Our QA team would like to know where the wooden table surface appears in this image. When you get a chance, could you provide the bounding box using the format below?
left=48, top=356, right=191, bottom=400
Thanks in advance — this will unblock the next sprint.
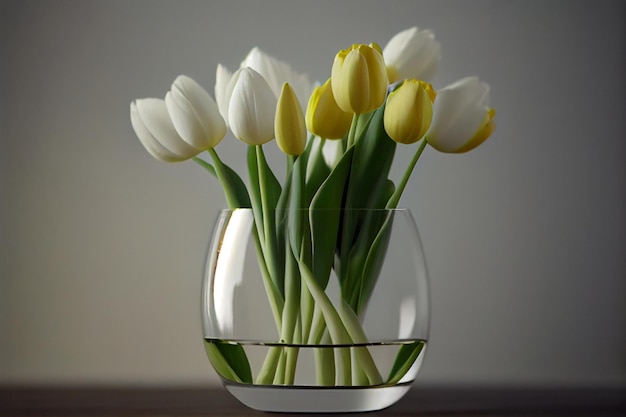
left=1, top=386, right=624, bottom=416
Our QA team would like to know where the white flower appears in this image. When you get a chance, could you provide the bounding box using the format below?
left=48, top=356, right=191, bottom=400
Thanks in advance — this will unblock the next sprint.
left=165, top=75, right=226, bottom=150
left=130, top=98, right=201, bottom=162
left=228, top=67, right=277, bottom=145
left=215, top=47, right=312, bottom=125
left=383, top=27, right=441, bottom=83
left=215, top=64, right=235, bottom=125
left=426, top=77, right=495, bottom=153
left=241, top=47, right=312, bottom=108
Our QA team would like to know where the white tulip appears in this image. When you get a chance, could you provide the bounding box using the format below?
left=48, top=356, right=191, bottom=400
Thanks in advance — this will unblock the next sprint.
left=241, top=47, right=312, bottom=108
left=215, top=64, right=236, bottom=124
left=383, top=27, right=441, bottom=83
left=130, top=98, right=201, bottom=162
left=165, top=75, right=226, bottom=150
left=215, top=48, right=312, bottom=130
left=426, top=77, right=496, bottom=153
left=228, top=67, right=277, bottom=145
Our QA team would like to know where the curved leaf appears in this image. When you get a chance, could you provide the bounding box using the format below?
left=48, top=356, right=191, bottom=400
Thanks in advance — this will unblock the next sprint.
left=309, top=147, right=355, bottom=288
left=208, top=149, right=250, bottom=208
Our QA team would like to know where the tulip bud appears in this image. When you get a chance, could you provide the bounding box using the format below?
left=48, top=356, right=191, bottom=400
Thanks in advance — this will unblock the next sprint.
left=384, top=80, right=434, bottom=144
left=275, top=83, right=306, bottom=156
left=383, top=27, right=441, bottom=84
left=130, top=98, right=202, bottom=162
left=228, top=67, right=277, bottom=145
left=425, top=77, right=496, bottom=153
left=305, top=79, right=352, bottom=139
left=165, top=75, right=226, bottom=150
left=331, top=43, right=389, bottom=114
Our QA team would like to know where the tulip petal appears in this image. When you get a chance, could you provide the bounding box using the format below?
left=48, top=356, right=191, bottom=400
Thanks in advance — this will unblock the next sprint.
left=228, top=68, right=277, bottom=145
left=383, top=27, right=441, bottom=83
left=241, top=47, right=312, bottom=107
left=215, top=64, right=235, bottom=123
left=130, top=99, right=200, bottom=162
left=241, top=47, right=284, bottom=97
left=427, top=77, right=493, bottom=153
left=166, top=75, right=226, bottom=149
left=384, top=80, right=432, bottom=144
left=306, top=78, right=352, bottom=139
left=346, top=50, right=370, bottom=114
left=332, top=44, right=388, bottom=114
left=275, top=83, right=306, bottom=156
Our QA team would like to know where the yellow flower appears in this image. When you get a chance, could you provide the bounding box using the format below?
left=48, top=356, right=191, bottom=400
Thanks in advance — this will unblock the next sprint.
left=305, top=79, right=352, bottom=139
left=275, top=83, right=306, bottom=156
left=426, top=77, right=495, bottom=153
left=331, top=43, right=389, bottom=114
left=384, top=80, right=434, bottom=144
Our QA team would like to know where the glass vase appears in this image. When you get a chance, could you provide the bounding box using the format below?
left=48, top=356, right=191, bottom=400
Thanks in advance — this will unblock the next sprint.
left=201, top=208, right=429, bottom=413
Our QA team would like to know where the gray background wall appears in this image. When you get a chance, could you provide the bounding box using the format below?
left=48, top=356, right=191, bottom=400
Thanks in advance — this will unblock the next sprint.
left=1, top=0, right=624, bottom=387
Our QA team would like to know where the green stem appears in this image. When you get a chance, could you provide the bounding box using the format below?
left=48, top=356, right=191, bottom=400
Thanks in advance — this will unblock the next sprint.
left=351, top=348, right=369, bottom=385
left=192, top=156, right=217, bottom=177
left=386, top=139, right=428, bottom=209
left=281, top=245, right=300, bottom=342
left=300, top=282, right=315, bottom=343
left=256, top=346, right=282, bottom=384
left=256, top=146, right=279, bottom=279
left=253, top=231, right=283, bottom=334
left=286, top=154, right=295, bottom=180
left=273, top=350, right=286, bottom=384
left=297, top=262, right=354, bottom=385
left=346, top=113, right=360, bottom=148
left=339, top=346, right=352, bottom=385
left=279, top=246, right=300, bottom=385
left=339, top=300, right=383, bottom=385
left=314, top=331, right=335, bottom=386
left=284, top=346, right=299, bottom=385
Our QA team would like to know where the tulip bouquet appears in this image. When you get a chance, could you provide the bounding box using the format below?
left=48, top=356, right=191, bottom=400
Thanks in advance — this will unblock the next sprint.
left=131, top=27, right=495, bottom=387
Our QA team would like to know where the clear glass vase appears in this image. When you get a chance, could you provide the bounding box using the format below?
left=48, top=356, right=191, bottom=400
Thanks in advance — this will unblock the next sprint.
left=201, top=208, right=429, bottom=412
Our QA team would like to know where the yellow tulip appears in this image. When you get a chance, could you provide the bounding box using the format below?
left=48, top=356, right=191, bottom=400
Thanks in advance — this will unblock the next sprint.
left=305, top=79, right=352, bottom=139
left=384, top=80, right=434, bottom=145
left=331, top=43, right=389, bottom=114
left=275, top=83, right=306, bottom=156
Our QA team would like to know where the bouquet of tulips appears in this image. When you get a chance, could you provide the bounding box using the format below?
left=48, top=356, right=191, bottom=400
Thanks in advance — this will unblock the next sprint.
left=131, top=27, right=495, bottom=386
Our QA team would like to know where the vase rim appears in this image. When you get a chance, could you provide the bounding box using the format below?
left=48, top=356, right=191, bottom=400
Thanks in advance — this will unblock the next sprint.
left=217, top=207, right=413, bottom=212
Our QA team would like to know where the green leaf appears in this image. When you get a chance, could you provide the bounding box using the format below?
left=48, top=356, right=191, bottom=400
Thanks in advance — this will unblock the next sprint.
left=337, top=104, right=397, bottom=311
left=345, top=104, right=396, bottom=210
left=255, top=146, right=282, bottom=209
left=386, top=341, right=425, bottom=385
left=357, top=211, right=394, bottom=313
left=204, top=340, right=252, bottom=384
left=309, top=146, right=355, bottom=288
left=304, top=139, right=332, bottom=205
left=249, top=145, right=284, bottom=296
left=208, top=149, right=251, bottom=208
